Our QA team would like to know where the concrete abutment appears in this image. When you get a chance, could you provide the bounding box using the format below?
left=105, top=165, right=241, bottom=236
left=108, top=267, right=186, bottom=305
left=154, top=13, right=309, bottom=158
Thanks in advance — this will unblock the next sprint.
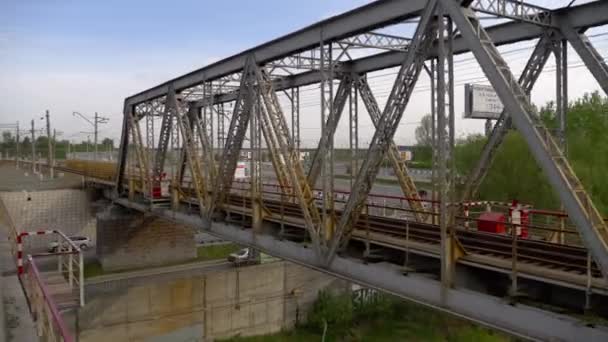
left=96, top=205, right=196, bottom=271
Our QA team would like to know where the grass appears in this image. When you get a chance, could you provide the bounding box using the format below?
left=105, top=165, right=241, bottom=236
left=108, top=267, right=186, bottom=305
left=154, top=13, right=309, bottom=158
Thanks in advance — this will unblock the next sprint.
left=83, top=260, right=104, bottom=278
left=196, top=243, right=241, bottom=261
left=84, top=243, right=242, bottom=279
left=218, top=293, right=512, bottom=342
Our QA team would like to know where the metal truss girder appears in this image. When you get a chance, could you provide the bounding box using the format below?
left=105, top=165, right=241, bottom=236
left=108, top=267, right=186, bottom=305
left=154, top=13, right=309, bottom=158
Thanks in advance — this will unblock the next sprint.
left=127, top=0, right=432, bottom=106
left=327, top=0, right=439, bottom=263
left=130, top=1, right=608, bottom=109
left=441, top=0, right=608, bottom=278
left=270, top=32, right=412, bottom=70
left=559, top=20, right=608, bottom=96
left=340, top=32, right=410, bottom=51
left=468, top=0, right=552, bottom=26
left=255, top=65, right=324, bottom=252
left=356, top=76, right=426, bottom=223
left=460, top=34, right=552, bottom=202
left=307, top=76, right=352, bottom=187
left=189, top=2, right=608, bottom=111
left=207, top=57, right=257, bottom=217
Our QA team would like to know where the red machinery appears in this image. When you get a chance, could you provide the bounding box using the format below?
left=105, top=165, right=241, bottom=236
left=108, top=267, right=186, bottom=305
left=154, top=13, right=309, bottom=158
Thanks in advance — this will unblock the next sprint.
left=477, top=212, right=506, bottom=234
left=475, top=200, right=529, bottom=238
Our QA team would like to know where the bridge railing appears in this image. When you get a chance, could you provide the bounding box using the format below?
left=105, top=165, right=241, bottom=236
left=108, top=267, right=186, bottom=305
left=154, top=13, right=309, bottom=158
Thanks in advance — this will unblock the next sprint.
left=23, top=255, right=74, bottom=342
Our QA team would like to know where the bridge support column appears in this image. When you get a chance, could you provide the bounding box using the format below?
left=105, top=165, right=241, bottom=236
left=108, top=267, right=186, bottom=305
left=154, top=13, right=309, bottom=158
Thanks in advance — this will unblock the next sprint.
left=96, top=205, right=196, bottom=271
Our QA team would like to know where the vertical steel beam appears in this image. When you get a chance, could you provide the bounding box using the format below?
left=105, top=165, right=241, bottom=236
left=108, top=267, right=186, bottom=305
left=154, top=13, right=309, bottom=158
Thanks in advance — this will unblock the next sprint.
left=349, top=79, right=359, bottom=189
left=429, top=60, right=438, bottom=225
left=436, top=9, right=457, bottom=295
left=442, top=0, right=608, bottom=278
left=327, top=0, right=439, bottom=263
left=320, top=39, right=336, bottom=242
left=251, top=89, right=263, bottom=232
left=291, top=87, right=300, bottom=152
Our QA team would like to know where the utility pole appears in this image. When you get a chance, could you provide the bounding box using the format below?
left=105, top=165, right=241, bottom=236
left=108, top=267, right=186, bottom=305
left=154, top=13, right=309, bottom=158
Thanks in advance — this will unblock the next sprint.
left=94, top=112, right=98, bottom=160
left=45, top=110, right=54, bottom=178
left=15, top=122, right=20, bottom=169
left=30, top=119, right=36, bottom=173
left=73, top=111, right=108, bottom=161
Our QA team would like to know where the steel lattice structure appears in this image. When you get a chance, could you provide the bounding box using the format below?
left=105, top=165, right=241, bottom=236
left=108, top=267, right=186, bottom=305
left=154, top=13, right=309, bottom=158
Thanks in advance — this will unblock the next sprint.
left=112, top=1, right=608, bottom=340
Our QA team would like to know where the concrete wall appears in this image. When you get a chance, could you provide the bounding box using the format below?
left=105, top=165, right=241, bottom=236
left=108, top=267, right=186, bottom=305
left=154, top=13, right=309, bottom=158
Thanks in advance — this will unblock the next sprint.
left=0, top=189, right=99, bottom=250
left=77, top=261, right=346, bottom=341
left=97, top=205, right=196, bottom=271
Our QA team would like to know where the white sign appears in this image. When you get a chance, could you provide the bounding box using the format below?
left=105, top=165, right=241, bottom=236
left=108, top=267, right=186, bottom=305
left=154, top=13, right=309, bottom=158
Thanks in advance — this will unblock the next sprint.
left=399, top=150, right=413, bottom=161
left=464, top=84, right=504, bottom=119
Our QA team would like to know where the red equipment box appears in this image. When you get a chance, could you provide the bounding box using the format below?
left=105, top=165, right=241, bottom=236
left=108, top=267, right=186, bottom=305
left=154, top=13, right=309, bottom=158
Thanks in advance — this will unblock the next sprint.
left=477, top=212, right=506, bottom=234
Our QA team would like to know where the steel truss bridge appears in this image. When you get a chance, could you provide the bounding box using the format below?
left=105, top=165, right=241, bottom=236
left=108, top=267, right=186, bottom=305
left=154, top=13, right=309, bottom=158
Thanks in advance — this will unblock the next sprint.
left=38, top=0, right=608, bottom=340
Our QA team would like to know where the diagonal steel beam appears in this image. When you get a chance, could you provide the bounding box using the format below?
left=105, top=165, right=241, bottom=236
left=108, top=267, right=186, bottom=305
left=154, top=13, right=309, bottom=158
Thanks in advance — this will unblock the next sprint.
left=307, top=76, right=352, bottom=187
left=442, top=0, right=608, bottom=278
left=559, top=19, right=608, bottom=96
left=115, top=103, right=131, bottom=193
left=152, top=89, right=175, bottom=186
left=172, top=98, right=208, bottom=215
left=460, top=34, right=553, bottom=202
left=177, top=107, right=197, bottom=186
left=356, top=76, right=427, bottom=223
left=206, top=57, right=257, bottom=218
left=193, top=106, right=217, bottom=190
left=326, top=0, right=439, bottom=264
left=255, top=65, right=324, bottom=255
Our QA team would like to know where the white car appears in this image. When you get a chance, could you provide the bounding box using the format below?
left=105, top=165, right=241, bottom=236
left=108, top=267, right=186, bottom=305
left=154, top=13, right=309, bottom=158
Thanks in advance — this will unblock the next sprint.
left=227, top=248, right=258, bottom=265
left=48, top=236, right=92, bottom=252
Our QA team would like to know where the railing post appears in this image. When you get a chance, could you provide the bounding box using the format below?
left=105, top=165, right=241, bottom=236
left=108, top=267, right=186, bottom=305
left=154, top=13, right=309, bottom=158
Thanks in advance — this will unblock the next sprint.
left=79, top=250, right=85, bottom=306
left=383, top=199, right=386, bottom=217
left=585, top=252, right=592, bottom=312
left=464, top=204, right=470, bottom=230
left=68, top=244, right=73, bottom=288
left=510, top=219, right=518, bottom=300
left=56, top=235, right=62, bottom=273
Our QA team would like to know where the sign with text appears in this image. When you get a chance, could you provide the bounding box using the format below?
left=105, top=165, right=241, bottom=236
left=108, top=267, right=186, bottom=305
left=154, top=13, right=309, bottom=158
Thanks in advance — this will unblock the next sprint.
left=464, top=84, right=504, bottom=119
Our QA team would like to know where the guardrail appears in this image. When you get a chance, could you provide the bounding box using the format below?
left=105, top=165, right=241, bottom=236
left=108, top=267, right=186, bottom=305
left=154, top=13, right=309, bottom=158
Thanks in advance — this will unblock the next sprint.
left=23, top=255, right=74, bottom=342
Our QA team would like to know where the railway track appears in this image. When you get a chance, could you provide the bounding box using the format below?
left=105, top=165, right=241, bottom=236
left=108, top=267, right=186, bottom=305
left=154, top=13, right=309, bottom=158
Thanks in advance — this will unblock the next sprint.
left=226, top=193, right=602, bottom=278
left=30, top=163, right=605, bottom=280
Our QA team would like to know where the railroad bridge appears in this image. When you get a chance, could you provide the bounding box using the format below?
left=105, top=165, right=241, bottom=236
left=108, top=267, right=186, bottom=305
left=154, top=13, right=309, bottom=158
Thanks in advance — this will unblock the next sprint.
left=6, top=0, right=608, bottom=341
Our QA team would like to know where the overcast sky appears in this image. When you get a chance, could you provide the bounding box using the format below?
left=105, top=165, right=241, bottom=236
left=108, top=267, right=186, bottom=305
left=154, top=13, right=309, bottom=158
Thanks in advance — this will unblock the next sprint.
left=0, top=0, right=606, bottom=147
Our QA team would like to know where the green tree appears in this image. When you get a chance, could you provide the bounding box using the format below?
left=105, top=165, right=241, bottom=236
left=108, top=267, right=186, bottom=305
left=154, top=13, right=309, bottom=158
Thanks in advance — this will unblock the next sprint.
left=456, top=91, right=608, bottom=215
left=415, top=114, right=433, bottom=146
